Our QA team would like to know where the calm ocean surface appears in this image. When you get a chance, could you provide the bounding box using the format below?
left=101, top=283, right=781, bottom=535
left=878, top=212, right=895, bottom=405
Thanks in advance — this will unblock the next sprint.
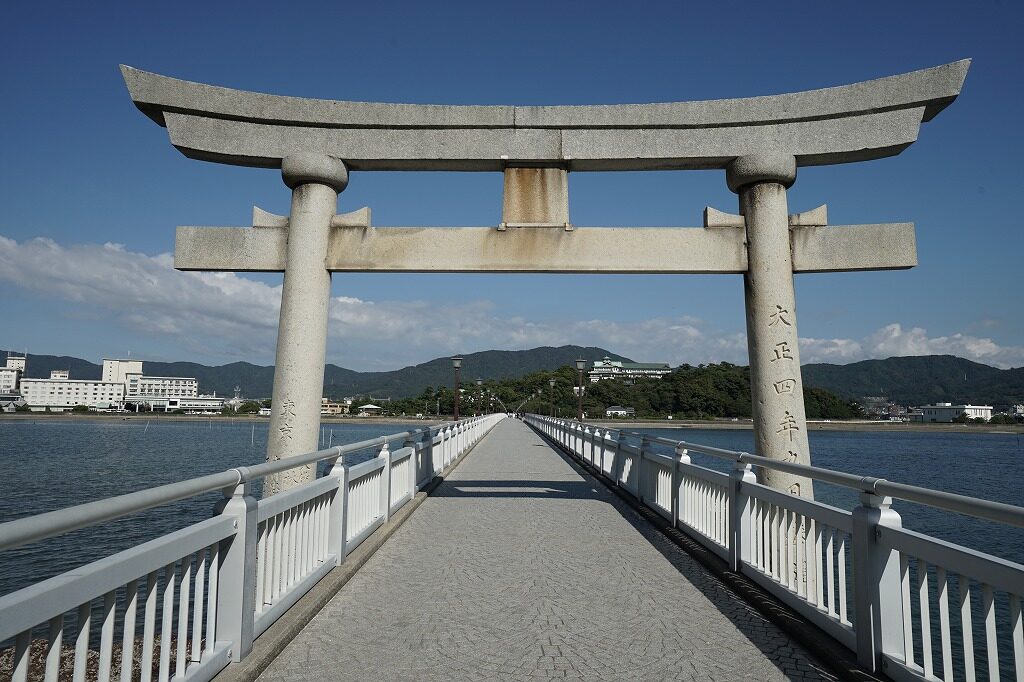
left=0, top=418, right=1021, bottom=598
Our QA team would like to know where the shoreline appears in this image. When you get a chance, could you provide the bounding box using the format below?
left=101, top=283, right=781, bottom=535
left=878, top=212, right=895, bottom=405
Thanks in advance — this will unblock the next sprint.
left=2, top=413, right=1021, bottom=434
left=589, top=419, right=1024, bottom=434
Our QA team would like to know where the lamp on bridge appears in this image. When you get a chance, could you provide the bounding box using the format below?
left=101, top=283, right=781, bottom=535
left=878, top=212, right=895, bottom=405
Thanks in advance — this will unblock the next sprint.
left=476, top=378, right=483, bottom=416
left=549, top=378, right=556, bottom=417
left=575, top=359, right=586, bottom=421
left=451, top=356, right=462, bottom=420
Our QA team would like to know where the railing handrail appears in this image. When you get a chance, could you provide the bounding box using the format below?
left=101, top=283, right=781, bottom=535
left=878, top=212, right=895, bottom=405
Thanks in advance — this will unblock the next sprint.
left=539, top=416, right=1024, bottom=528
left=0, top=419, right=468, bottom=554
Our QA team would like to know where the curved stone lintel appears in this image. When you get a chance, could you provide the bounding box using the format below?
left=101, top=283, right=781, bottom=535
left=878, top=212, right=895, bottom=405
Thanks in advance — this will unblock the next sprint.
left=163, top=107, right=925, bottom=171
left=123, top=60, right=969, bottom=171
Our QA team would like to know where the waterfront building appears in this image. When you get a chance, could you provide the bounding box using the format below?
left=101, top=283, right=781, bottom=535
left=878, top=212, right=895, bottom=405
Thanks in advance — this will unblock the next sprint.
left=321, top=397, right=351, bottom=416
left=588, top=356, right=672, bottom=383
left=20, top=370, right=125, bottom=412
left=125, top=373, right=198, bottom=399
left=605, top=405, right=636, bottom=418
left=918, top=402, right=993, bottom=422
left=101, top=358, right=143, bottom=385
left=0, top=354, right=26, bottom=393
left=137, top=395, right=225, bottom=413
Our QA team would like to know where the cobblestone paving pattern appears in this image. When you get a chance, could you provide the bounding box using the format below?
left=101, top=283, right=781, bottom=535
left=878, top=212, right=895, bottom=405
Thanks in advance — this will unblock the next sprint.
left=259, top=418, right=837, bottom=681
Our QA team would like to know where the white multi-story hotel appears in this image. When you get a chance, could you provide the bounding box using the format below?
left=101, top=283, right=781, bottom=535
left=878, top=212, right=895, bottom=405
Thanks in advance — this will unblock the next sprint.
left=0, top=354, right=26, bottom=393
left=125, top=374, right=199, bottom=399
left=20, top=370, right=125, bottom=412
left=102, top=358, right=142, bottom=385
left=17, top=358, right=211, bottom=413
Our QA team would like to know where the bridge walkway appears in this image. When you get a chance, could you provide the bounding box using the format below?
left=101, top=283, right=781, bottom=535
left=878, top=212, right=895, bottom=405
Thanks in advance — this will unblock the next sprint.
left=259, top=418, right=836, bottom=681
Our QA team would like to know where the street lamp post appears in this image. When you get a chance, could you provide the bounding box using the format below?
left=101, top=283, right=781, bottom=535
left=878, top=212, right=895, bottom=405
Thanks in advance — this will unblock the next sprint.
left=549, top=378, right=556, bottom=417
left=452, top=356, right=462, bottom=421
left=575, top=358, right=586, bottom=421
left=476, top=378, right=483, bottom=416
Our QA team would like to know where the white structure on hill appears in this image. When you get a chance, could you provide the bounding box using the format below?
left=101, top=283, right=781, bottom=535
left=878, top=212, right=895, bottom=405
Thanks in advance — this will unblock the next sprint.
left=588, top=357, right=672, bottom=383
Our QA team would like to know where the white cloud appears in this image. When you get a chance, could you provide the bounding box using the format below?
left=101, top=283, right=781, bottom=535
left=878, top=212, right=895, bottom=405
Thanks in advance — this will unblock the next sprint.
left=1, top=236, right=1022, bottom=370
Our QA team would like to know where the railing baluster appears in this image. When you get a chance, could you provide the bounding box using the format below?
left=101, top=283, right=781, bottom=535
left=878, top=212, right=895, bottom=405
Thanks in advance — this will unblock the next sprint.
left=256, top=520, right=267, bottom=610
left=47, top=614, right=64, bottom=682
left=919, top=560, right=934, bottom=678
left=899, top=554, right=914, bottom=668
left=205, top=543, right=219, bottom=655
left=937, top=565, right=953, bottom=680
left=12, top=630, right=30, bottom=682
left=98, top=589, right=117, bottom=682
left=176, top=556, right=192, bottom=678
left=192, top=551, right=206, bottom=663
left=826, top=528, right=836, bottom=617
left=141, top=570, right=158, bottom=682
left=959, top=574, right=975, bottom=682
left=1010, top=593, right=1023, bottom=682
left=982, top=583, right=998, bottom=681
left=73, top=600, right=91, bottom=682
left=159, top=561, right=175, bottom=682
left=837, top=535, right=848, bottom=625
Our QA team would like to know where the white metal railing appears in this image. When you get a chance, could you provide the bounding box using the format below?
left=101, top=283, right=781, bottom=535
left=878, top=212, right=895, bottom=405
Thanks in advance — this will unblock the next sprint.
left=524, top=414, right=1024, bottom=681
left=0, top=413, right=504, bottom=682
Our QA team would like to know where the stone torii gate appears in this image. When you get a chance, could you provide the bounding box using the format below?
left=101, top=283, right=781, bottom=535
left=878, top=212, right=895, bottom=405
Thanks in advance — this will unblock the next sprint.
left=123, top=60, right=968, bottom=497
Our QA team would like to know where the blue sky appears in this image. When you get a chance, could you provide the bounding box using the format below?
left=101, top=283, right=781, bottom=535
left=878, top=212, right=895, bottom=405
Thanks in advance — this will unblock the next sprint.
left=1, top=1, right=1021, bottom=371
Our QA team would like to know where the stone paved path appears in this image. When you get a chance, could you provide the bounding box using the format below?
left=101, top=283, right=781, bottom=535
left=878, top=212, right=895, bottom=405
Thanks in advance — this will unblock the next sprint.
left=259, top=418, right=837, bottom=681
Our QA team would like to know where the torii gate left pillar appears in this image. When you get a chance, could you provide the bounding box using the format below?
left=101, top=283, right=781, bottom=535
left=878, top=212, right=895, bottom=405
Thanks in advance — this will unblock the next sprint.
left=264, top=153, right=348, bottom=495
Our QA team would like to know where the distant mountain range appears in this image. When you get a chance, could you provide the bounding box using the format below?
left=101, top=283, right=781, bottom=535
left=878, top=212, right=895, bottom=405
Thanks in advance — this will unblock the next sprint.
left=1, top=346, right=631, bottom=400
left=4, top=349, right=1021, bottom=408
left=803, top=355, right=1023, bottom=409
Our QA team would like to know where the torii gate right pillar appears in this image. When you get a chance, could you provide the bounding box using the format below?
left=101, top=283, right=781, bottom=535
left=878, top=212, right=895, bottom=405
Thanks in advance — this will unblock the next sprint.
left=728, top=153, right=815, bottom=498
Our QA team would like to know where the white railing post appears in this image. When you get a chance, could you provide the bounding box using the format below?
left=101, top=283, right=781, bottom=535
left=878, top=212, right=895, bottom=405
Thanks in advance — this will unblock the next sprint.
left=381, top=442, right=392, bottom=522
left=675, top=445, right=690, bottom=528
left=603, top=430, right=615, bottom=478
left=325, top=452, right=350, bottom=565
left=419, top=428, right=433, bottom=489
left=593, top=429, right=603, bottom=471
left=852, top=492, right=905, bottom=673
left=213, top=480, right=257, bottom=662
left=404, top=434, right=418, bottom=502
left=612, top=431, right=623, bottom=485
left=637, top=436, right=647, bottom=501
left=583, top=426, right=592, bottom=465
left=728, top=461, right=757, bottom=572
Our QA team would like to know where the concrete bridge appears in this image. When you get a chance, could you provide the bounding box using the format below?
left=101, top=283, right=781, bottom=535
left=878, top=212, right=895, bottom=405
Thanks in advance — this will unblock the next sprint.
left=252, top=418, right=828, bottom=682
left=2, top=413, right=1022, bottom=682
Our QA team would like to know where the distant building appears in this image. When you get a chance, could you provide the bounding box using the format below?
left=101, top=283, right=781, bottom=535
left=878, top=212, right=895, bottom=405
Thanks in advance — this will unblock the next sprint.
left=0, top=354, right=26, bottom=393
left=102, top=359, right=143, bottom=385
left=20, top=369, right=125, bottom=412
left=588, top=357, right=672, bottom=383
left=918, top=403, right=993, bottom=423
left=14, top=356, right=213, bottom=412
left=125, top=374, right=198, bottom=399
left=141, top=395, right=224, bottom=413
left=321, top=397, right=351, bottom=416
left=605, top=405, right=636, bottom=418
